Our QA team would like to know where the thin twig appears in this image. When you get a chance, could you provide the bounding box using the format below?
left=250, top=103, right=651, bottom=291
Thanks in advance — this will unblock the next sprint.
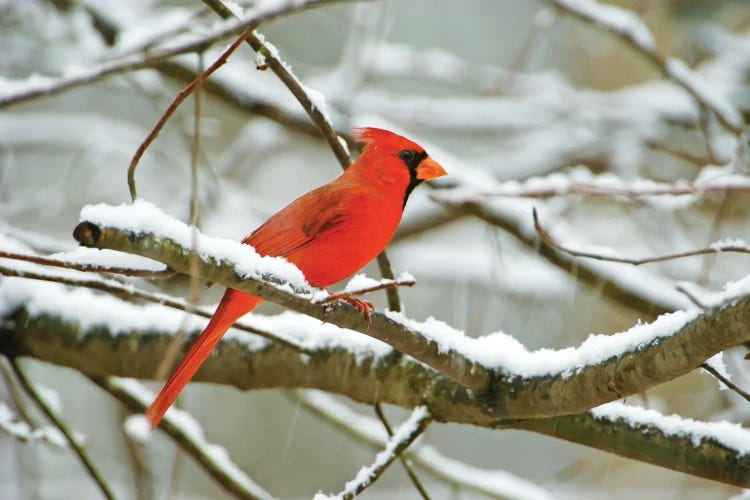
left=0, top=249, right=174, bottom=278
left=315, top=278, right=416, bottom=304
left=373, top=403, right=431, bottom=500
left=432, top=175, right=750, bottom=201
left=533, top=208, right=750, bottom=265
left=11, top=360, right=116, bottom=500
left=128, top=27, right=254, bottom=200
left=701, top=362, right=750, bottom=404
left=0, top=263, right=309, bottom=353
left=335, top=407, right=431, bottom=499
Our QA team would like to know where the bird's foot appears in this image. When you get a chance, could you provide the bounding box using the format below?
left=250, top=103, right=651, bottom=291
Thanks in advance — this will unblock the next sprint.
left=324, top=290, right=374, bottom=331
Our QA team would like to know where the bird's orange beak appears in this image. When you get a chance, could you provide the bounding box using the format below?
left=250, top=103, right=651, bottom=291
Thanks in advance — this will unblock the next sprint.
left=416, top=157, right=447, bottom=180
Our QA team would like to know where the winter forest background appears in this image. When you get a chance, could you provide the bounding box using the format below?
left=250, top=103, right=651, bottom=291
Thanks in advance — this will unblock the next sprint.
left=3, top=0, right=750, bottom=498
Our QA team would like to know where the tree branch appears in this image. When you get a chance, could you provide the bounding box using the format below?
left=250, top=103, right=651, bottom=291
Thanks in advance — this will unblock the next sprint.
left=11, top=360, right=116, bottom=500
left=4, top=296, right=750, bottom=487
left=91, top=376, right=273, bottom=500
left=533, top=208, right=750, bottom=265
left=333, top=407, right=431, bottom=499
left=72, top=203, right=750, bottom=419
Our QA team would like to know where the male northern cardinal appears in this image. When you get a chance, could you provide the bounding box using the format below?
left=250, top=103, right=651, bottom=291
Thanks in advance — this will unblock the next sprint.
left=145, top=127, right=446, bottom=428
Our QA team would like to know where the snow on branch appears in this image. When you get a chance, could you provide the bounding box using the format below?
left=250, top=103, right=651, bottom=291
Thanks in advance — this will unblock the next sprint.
left=73, top=201, right=750, bottom=420
left=533, top=208, right=750, bottom=265
left=329, top=406, right=431, bottom=499
left=433, top=166, right=750, bottom=203
left=296, top=390, right=554, bottom=500
left=0, top=0, right=351, bottom=109
left=547, top=0, right=745, bottom=137
left=0, top=401, right=67, bottom=447
left=94, top=377, right=273, bottom=500
left=5, top=279, right=750, bottom=486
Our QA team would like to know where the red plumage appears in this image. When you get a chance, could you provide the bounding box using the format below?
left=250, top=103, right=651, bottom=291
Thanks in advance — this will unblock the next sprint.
left=145, top=128, right=446, bottom=428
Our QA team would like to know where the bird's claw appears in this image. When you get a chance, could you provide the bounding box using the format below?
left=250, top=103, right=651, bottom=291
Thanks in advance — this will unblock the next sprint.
left=338, top=295, right=374, bottom=332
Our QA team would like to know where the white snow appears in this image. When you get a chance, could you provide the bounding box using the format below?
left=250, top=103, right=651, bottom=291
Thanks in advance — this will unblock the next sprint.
left=302, top=391, right=554, bottom=500
left=386, top=308, right=699, bottom=378
left=48, top=247, right=166, bottom=271
left=0, top=402, right=66, bottom=447
left=110, top=378, right=272, bottom=499
left=338, top=406, right=429, bottom=498
left=342, top=272, right=415, bottom=294
left=123, top=415, right=152, bottom=443
left=665, top=58, right=744, bottom=133
left=593, top=401, right=750, bottom=455
left=703, top=352, right=732, bottom=391
left=79, top=200, right=315, bottom=294
left=552, top=0, right=655, bottom=51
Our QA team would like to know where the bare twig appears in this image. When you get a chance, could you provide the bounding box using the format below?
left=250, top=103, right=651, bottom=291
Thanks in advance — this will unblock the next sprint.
left=127, top=27, right=254, bottom=200
left=0, top=249, right=173, bottom=278
left=533, top=208, right=750, bottom=265
left=315, top=278, right=416, bottom=304
left=373, top=403, right=431, bottom=500
left=11, top=360, right=115, bottom=500
left=701, top=362, right=750, bottom=404
left=335, top=407, right=431, bottom=499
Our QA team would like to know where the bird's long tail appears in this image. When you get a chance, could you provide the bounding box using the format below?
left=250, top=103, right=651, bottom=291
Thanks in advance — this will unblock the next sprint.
left=145, top=289, right=263, bottom=428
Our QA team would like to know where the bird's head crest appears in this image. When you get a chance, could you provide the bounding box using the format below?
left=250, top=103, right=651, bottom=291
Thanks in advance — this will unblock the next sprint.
left=353, top=127, right=422, bottom=153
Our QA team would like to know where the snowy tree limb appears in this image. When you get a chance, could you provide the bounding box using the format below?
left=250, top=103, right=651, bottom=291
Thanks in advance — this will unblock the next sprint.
left=71, top=209, right=750, bottom=419
left=0, top=0, right=354, bottom=109
left=11, top=360, right=116, bottom=500
left=332, top=406, right=431, bottom=499
left=546, top=0, right=745, bottom=136
left=72, top=215, right=492, bottom=397
left=3, top=297, right=750, bottom=486
left=91, top=376, right=273, bottom=500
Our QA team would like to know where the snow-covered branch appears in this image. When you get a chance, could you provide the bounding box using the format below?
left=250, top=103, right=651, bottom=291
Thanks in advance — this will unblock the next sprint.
left=295, top=391, right=554, bottom=500
left=331, top=406, right=431, bottom=499
left=4, top=280, right=750, bottom=486
left=92, top=377, right=273, bottom=500
left=0, top=0, right=352, bottom=109
left=72, top=201, right=750, bottom=420
left=547, top=0, right=745, bottom=136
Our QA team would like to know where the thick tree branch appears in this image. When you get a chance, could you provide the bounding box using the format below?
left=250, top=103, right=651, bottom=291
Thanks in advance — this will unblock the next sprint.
left=72, top=206, right=750, bottom=420
left=3, top=298, right=750, bottom=487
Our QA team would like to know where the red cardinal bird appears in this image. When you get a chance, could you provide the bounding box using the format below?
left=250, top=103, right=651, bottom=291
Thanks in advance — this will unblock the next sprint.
left=145, top=127, right=446, bottom=428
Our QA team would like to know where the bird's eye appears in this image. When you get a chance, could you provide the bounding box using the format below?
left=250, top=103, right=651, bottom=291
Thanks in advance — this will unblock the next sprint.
left=399, top=150, right=415, bottom=163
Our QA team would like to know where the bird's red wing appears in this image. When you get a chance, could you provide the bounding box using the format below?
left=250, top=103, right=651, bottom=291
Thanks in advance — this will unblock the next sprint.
left=242, top=186, right=350, bottom=258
